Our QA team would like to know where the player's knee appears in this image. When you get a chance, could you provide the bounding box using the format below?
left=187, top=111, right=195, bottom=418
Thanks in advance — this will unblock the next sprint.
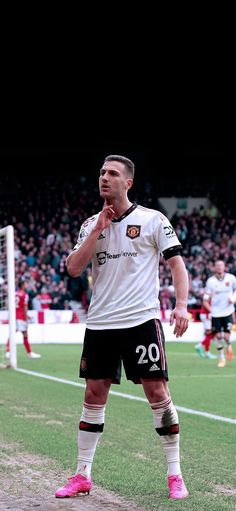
left=215, top=337, right=224, bottom=349
left=85, top=381, right=110, bottom=404
left=144, top=380, right=168, bottom=403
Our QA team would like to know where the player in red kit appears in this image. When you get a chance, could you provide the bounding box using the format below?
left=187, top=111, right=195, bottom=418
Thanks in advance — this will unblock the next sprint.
left=195, top=301, right=216, bottom=359
left=6, top=280, right=41, bottom=359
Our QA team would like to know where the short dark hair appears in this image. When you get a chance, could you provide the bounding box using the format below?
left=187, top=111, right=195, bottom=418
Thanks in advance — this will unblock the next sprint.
left=104, top=155, right=135, bottom=179
left=18, top=279, right=25, bottom=288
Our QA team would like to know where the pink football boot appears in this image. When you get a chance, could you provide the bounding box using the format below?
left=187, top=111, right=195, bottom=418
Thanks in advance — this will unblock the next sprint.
left=168, top=474, right=189, bottom=500
left=55, top=473, right=92, bottom=498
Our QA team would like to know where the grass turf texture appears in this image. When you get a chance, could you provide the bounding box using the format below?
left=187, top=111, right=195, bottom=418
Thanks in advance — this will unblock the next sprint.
left=1, top=342, right=236, bottom=510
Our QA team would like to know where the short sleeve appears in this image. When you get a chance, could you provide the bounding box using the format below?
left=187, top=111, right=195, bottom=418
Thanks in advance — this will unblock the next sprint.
left=73, top=215, right=98, bottom=250
left=155, top=214, right=182, bottom=254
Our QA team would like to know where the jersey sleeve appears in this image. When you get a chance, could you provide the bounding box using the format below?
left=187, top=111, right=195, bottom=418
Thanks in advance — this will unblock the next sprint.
left=155, top=214, right=182, bottom=259
left=233, top=275, right=236, bottom=292
left=203, top=279, right=212, bottom=300
left=73, top=215, right=98, bottom=250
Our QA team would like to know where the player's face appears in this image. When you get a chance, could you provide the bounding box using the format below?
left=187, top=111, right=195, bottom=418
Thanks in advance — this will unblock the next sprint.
left=99, top=161, right=132, bottom=201
left=215, top=261, right=225, bottom=275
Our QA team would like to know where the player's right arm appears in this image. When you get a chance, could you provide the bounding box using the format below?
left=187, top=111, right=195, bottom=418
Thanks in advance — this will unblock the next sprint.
left=203, top=282, right=212, bottom=313
left=66, top=205, right=114, bottom=277
left=203, top=297, right=211, bottom=313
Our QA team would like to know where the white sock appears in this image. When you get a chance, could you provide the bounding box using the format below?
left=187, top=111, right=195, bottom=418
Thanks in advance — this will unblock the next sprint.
left=76, top=402, right=105, bottom=478
left=151, top=398, right=181, bottom=476
left=219, top=350, right=225, bottom=360
left=215, top=337, right=225, bottom=359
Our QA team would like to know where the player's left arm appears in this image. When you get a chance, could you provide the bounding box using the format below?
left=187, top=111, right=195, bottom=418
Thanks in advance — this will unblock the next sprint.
left=229, top=275, right=236, bottom=303
left=166, top=255, right=189, bottom=338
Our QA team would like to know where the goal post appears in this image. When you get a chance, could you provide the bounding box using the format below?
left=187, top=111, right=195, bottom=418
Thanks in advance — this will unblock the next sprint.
left=0, top=225, right=17, bottom=368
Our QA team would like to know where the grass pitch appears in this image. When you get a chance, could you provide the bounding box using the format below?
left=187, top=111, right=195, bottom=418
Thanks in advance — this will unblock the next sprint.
left=1, top=341, right=236, bottom=510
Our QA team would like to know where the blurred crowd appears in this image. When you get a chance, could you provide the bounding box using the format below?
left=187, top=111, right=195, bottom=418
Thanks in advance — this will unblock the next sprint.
left=1, top=173, right=236, bottom=315
left=160, top=208, right=236, bottom=311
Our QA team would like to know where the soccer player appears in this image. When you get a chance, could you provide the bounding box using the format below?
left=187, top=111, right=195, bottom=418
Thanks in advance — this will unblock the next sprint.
left=55, top=155, right=189, bottom=500
left=6, top=280, right=41, bottom=359
left=203, top=260, right=236, bottom=368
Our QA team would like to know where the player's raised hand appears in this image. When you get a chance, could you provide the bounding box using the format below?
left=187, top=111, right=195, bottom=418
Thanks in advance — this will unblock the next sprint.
left=96, top=204, right=115, bottom=230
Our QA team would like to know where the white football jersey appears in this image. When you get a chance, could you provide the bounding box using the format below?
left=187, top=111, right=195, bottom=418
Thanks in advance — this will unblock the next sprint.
left=204, top=272, right=236, bottom=318
left=74, top=204, right=181, bottom=329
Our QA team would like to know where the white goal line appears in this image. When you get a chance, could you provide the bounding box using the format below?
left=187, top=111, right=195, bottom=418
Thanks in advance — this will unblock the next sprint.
left=16, top=368, right=236, bottom=426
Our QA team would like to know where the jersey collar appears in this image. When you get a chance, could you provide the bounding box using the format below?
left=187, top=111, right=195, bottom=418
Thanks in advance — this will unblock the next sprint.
left=215, top=273, right=225, bottom=281
left=112, top=202, right=137, bottom=223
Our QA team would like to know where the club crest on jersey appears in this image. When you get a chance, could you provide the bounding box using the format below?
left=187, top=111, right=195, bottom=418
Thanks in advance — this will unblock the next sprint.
left=126, top=225, right=141, bottom=239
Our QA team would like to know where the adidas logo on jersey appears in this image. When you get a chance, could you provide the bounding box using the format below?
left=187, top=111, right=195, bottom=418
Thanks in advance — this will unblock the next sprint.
left=98, top=233, right=105, bottom=239
left=149, top=363, right=159, bottom=371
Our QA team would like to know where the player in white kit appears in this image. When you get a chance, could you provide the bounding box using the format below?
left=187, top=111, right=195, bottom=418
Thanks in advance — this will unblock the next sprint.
left=55, top=155, right=189, bottom=500
left=203, top=260, right=236, bottom=368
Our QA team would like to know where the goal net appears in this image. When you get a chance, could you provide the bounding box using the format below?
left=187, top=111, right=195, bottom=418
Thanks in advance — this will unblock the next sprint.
left=0, top=226, right=17, bottom=368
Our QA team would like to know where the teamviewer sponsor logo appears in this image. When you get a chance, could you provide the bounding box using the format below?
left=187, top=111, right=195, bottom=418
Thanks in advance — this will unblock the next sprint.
left=97, top=251, right=138, bottom=264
